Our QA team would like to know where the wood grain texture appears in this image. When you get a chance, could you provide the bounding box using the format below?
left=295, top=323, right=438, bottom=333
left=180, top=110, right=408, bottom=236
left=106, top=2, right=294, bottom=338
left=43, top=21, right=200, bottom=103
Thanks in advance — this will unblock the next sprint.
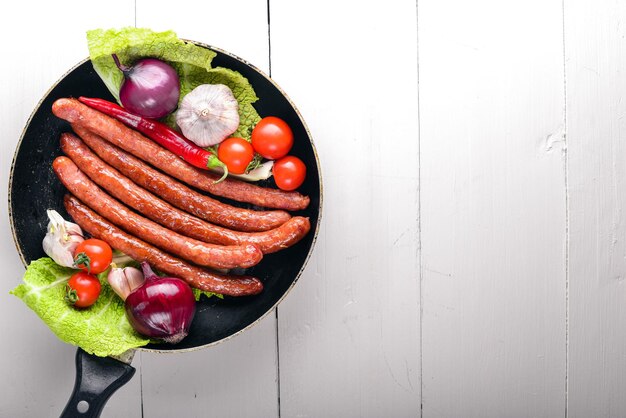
left=135, top=1, right=279, bottom=417
left=140, top=315, right=279, bottom=418
left=566, top=0, right=626, bottom=416
left=270, top=1, right=421, bottom=416
left=419, top=0, right=567, bottom=416
left=135, top=0, right=269, bottom=71
left=0, top=2, right=139, bottom=418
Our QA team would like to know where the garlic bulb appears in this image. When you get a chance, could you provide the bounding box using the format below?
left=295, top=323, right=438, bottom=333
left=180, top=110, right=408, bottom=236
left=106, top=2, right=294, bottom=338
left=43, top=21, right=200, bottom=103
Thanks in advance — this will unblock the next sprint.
left=42, top=210, right=84, bottom=267
left=175, top=84, right=240, bottom=147
left=107, top=266, right=145, bottom=301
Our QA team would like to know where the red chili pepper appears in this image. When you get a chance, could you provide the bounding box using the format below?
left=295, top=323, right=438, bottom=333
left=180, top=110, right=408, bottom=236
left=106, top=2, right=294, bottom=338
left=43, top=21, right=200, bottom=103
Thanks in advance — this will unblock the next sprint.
left=78, top=96, right=226, bottom=176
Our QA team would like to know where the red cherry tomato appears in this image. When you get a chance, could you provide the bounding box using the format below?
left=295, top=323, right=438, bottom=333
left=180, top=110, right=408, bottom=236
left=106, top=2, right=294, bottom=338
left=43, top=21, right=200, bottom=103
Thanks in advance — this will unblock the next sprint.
left=251, top=116, right=294, bottom=160
left=273, top=156, right=306, bottom=191
left=217, top=137, right=255, bottom=174
left=66, top=271, right=101, bottom=308
left=73, top=238, right=113, bottom=274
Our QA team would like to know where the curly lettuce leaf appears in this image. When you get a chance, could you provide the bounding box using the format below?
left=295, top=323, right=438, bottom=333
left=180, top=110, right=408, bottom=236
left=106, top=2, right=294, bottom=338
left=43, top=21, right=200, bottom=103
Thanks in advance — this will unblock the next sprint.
left=87, top=27, right=261, bottom=139
left=193, top=288, right=223, bottom=301
left=10, top=258, right=150, bottom=357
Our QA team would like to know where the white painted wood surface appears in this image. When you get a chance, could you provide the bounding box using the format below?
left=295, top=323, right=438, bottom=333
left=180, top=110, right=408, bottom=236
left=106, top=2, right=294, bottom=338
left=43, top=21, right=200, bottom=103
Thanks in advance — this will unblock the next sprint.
left=419, top=0, right=567, bottom=417
left=1, top=1, right=625, bottom=417
left=270, top=1, right=420, bottom=417
left=566, top=1, right=626, bottom=416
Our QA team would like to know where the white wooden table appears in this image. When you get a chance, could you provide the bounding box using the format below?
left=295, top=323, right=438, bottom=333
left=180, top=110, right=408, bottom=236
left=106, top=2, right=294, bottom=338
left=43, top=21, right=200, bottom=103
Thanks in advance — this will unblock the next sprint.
left=1, top=1, right=624, bottom=417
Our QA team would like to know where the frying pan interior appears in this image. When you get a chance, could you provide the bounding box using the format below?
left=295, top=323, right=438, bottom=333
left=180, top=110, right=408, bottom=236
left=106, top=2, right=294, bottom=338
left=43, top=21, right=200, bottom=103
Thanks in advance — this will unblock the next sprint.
left=9, top=44, right=321, bottom=352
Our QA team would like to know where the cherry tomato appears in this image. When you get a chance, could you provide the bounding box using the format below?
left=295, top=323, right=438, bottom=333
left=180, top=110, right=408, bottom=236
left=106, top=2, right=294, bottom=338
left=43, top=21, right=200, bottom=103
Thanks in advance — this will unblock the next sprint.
left=66, top=271, right=101, bottom=308
left=273, top=156, right=307, bottom=191
left=251, top=116, right=294, bottom=160
left=217, top=137, right=255, bottom=174
left=73, top=238, right=113, bottom=274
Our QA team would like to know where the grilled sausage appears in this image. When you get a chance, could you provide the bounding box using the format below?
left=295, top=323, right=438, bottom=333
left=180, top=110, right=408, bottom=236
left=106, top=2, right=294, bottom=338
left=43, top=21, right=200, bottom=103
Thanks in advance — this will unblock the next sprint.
left=52, top=98, right=310, bottom=211
left=71, top=124, right=289, bottom=232
left=53, top=156, right=262, bottom=269
left=63, top=195, right=263, bottom=296
left=61, top=132, right=311, bottom=254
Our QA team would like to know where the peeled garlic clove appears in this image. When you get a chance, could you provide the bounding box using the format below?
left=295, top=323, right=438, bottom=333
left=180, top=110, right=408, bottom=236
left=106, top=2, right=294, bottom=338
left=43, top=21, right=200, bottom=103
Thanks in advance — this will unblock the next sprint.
left=107, top=266, right=145, bottom=301
left=175, top=84, right=240, bottom=147
left=42, top=210, right=84, bottom=267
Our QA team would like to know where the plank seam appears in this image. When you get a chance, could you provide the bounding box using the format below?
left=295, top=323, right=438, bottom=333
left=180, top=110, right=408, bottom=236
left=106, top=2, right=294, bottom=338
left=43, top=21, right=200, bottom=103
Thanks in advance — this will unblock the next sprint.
left=139, top=352, right=144, bottom=418
left=267, top=0, right=272, bottom=77
left=267, top=2, right=280, bottom=417
left=415, top=0, right=423, bottom=416
left=562, top=0, right=570, bottom=416
left=275, top=309, right=282, bottom=418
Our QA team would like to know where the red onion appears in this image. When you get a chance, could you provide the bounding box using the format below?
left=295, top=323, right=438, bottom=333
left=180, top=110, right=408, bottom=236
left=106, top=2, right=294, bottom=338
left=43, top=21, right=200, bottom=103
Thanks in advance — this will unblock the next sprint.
left=113, top=54, right=180, bottom=119
left=125, top=262, right=196, bottom=344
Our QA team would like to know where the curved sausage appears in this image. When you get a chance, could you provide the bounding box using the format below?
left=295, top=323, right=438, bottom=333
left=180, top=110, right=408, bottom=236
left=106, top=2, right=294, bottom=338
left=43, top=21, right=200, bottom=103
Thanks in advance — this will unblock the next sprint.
left=61, top=132, right=311, bottom=254
left=53, top=156, right=262, bottom=269
left=52, top=98, right=310, bottom=211
left=72, top=124, right=289, bottom=232
left=64, top=195, right=263, bottom=296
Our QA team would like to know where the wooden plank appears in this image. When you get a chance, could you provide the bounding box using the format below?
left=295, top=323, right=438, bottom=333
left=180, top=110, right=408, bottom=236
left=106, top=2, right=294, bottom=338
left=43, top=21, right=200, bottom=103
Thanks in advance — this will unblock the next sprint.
left=0, top=2, right=139, bottom=417
left=135, top=2, right=279, bottom=417
left=270, top=1, right=421, bottom=416
left=135, top=3, right=269, bottom=71
left=565, top=0, right=626, bottom=416
left=141, top=315, right=279, bottom=417
left=419, top=0, right=567, bottom=416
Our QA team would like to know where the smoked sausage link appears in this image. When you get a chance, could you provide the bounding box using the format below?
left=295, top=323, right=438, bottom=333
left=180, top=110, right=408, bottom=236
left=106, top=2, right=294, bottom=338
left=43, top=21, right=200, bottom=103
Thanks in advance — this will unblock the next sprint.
left=63, top=194, right=263, bottom=296
left=71, top=124, right=289, bottom=232
left=53, top=156, right=262, bottom=269
left=52, top=98, right=310, bottom=211
left=61, top=132, right=311, bottom=254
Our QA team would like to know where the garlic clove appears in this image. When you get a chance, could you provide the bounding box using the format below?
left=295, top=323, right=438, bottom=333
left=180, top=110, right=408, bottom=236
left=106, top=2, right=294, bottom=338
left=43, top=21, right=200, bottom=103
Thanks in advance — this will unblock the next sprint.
left=107, top=266, right=145, bottom=301
left=175, top=84, right=240, bottom=147
left=124, top=267, right=145, bottom=293
left=42, top=210, right=84, bottom=267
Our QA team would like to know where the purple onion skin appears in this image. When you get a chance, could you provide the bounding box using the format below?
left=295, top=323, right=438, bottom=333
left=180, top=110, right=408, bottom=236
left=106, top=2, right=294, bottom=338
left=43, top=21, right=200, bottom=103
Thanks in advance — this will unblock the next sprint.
left=118, top=57, right=181, bottom=119
left=125, top=262, right=196, bottom=344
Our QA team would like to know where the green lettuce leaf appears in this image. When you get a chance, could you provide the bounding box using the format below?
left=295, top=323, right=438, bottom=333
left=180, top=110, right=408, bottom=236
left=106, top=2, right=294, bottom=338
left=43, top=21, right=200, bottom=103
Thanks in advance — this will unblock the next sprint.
left=193, top=288, right=223, bottom=301
left=10, top=258, right=150, bottom=357
left=87, top=27, right=261, bottom=140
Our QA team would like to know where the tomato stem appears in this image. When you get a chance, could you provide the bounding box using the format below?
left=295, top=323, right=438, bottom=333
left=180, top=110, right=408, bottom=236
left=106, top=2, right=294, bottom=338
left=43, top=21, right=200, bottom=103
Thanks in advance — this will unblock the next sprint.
left=65, top=285, right=78, bottom=305
left=73, top=252, right=91, bottom=273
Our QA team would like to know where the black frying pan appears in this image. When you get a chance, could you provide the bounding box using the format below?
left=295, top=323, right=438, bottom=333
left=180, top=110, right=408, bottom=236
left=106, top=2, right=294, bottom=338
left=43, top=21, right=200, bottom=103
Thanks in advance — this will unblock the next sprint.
left=9, top=42, right=321, bottom=417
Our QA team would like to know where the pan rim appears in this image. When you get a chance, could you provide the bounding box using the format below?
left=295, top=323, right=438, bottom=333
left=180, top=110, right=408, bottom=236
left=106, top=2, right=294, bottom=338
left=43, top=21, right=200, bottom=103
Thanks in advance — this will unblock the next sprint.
left=8, top=40, right=323, bottom=354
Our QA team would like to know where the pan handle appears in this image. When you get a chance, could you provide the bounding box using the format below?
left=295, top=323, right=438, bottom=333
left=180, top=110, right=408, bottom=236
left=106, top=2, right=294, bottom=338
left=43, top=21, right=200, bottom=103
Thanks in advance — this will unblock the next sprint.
left=59, top=348, right=136, bottom=418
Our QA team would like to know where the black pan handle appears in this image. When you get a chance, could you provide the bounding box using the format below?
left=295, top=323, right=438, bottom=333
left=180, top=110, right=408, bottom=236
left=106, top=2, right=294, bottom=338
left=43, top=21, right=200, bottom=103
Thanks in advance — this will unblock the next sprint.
left=60, top=348, right=136, bottom=418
